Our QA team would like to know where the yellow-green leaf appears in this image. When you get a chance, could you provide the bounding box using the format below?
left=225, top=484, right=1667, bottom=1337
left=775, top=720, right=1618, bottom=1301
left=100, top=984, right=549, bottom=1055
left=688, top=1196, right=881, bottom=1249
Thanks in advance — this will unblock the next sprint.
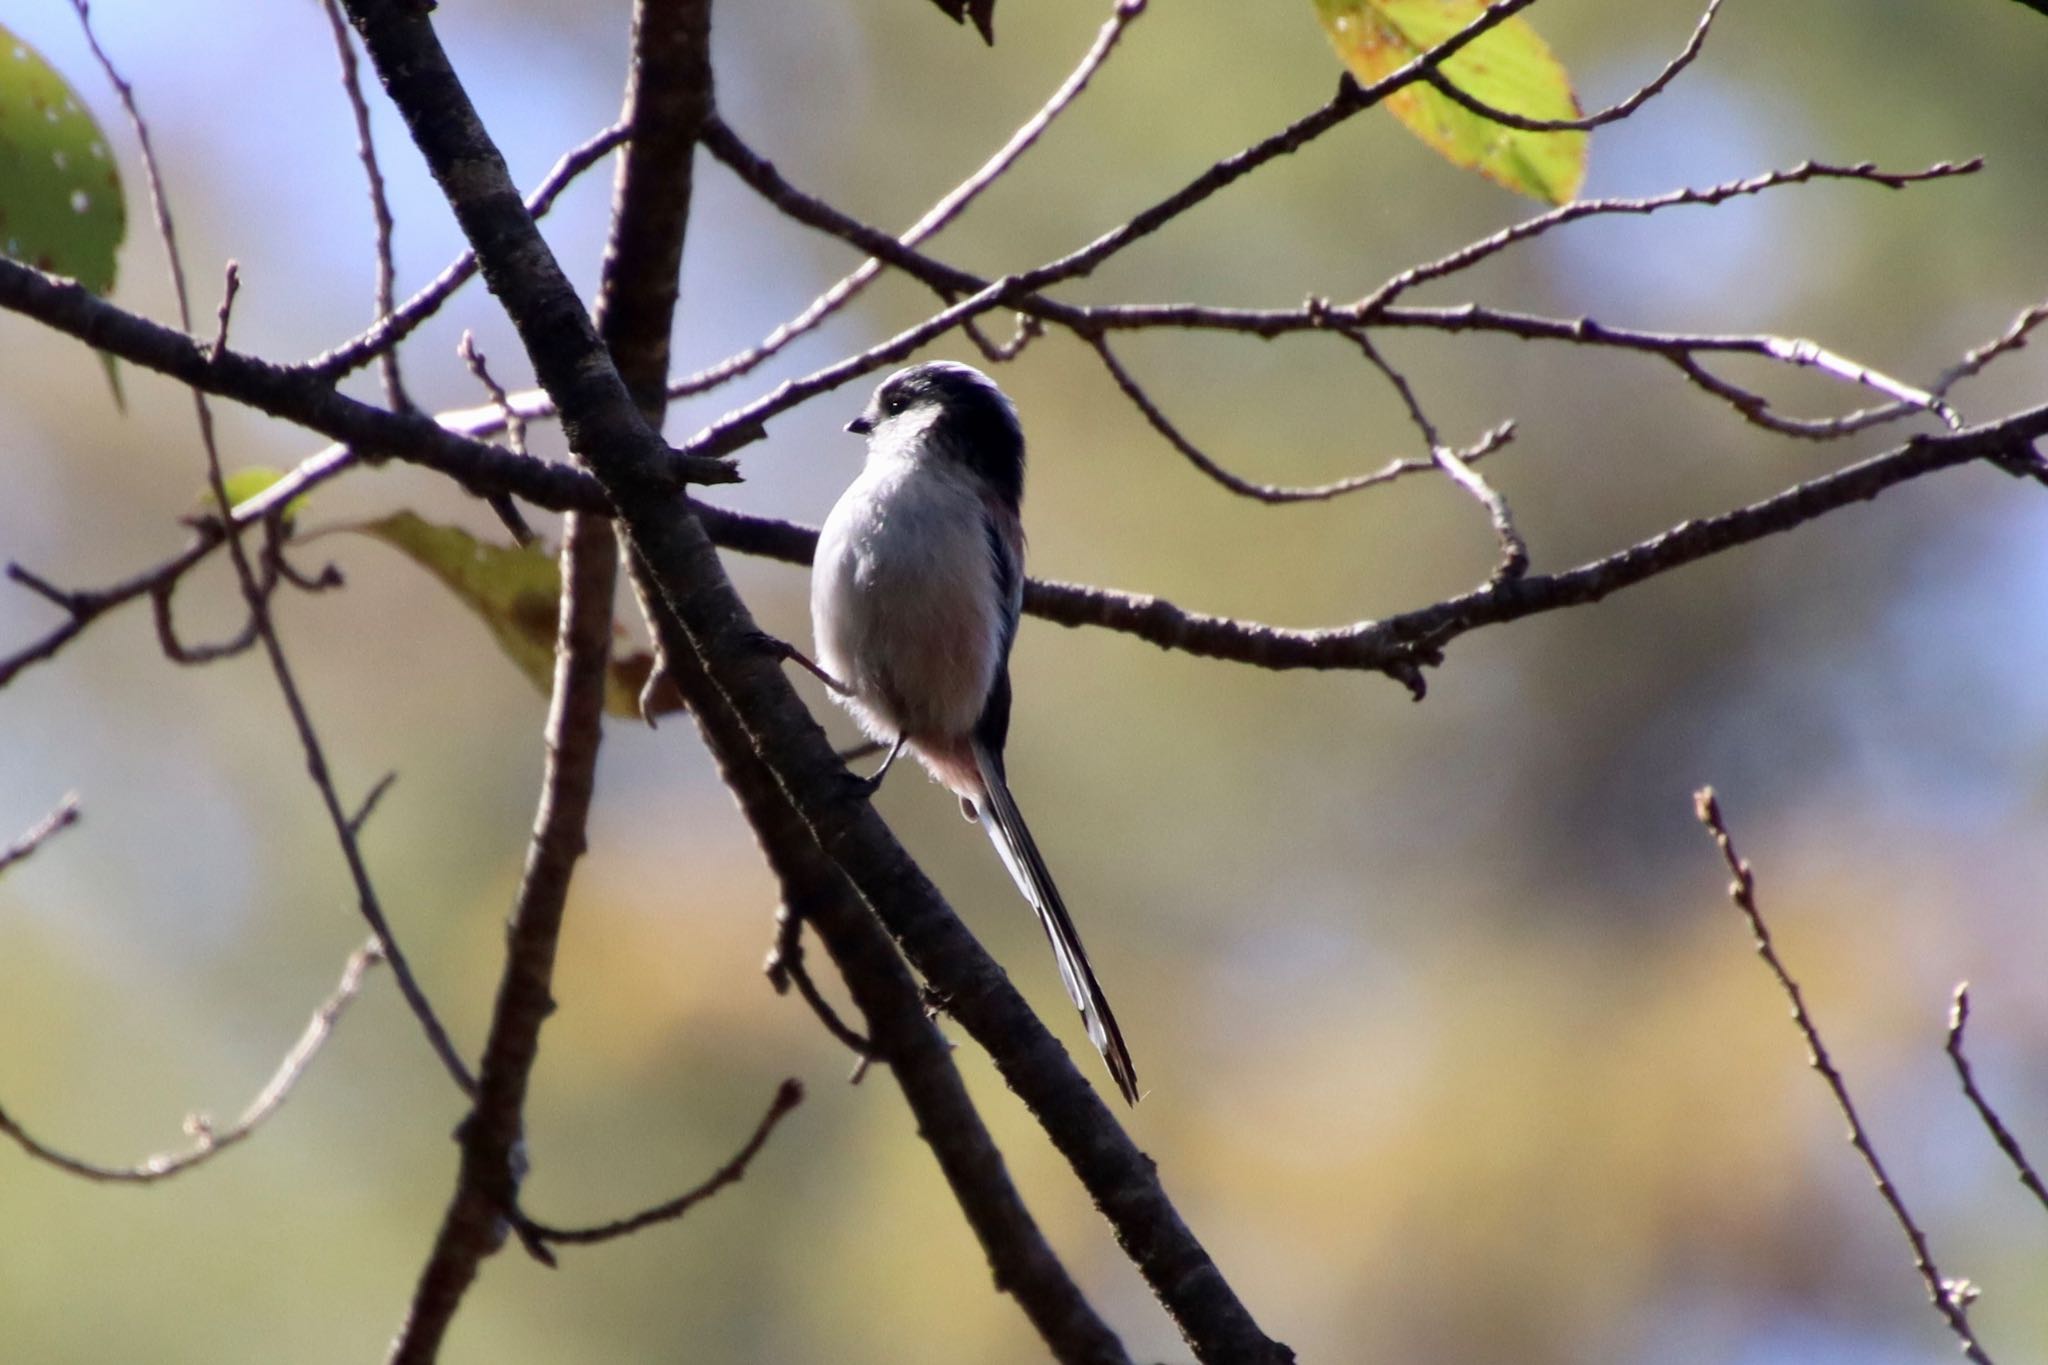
left=214, top=466, right=311, bottom=526
left=0, top=24, right=126, bottom=292
left=1314, top=0, right=1586, bottom=204
left=349, top=512, right=682, bottom=721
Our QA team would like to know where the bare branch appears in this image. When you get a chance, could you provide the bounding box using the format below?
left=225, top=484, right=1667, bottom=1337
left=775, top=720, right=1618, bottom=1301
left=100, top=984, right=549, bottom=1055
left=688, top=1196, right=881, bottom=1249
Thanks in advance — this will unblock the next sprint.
left=0, top=794, right=82, bottom=879
left=525, top=1080, right=805, bottom=1247
left=1345, top=329, right=1527, bottom=578
left=489, top=0, right=1551, bottom=439
left=1695, top=790, right=1993, bottom=1364
left=0, top=262, right=729, bottom=499
left=349, top=771, right=399, bottom=835
left=1087, top=333, right=1477, bottom=504
left=389, top=0, right=705, bottom=1351
left=391, top=511, right=621, bottom=1358
left=1360, top=157, right=1981, bottom=313
left=674, top=0, right=1147, bottom=399
left=456, top=332, right=529, bottom=456
left=1946, top=984, right=2048, bottom=1217
left=0, top=940, right=383, bottom=1183
left=304, top=120, right=632, bottom=380
left=1414, top=0, right=1724, bottom=134
left=764, top=908, right=876, bottom=1069
left=69, top=1, right=477, bottom=1101
left=1936, top=295, right=2048, bottom=397
left=317, top=0, right=411, bottom=410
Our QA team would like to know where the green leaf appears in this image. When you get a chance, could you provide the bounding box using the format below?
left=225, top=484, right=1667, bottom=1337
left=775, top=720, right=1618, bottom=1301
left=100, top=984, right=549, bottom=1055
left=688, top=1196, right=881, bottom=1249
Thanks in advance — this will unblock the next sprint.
left=0, top=24, right=126, bottom=293
left=1314, top=0, right=1587, bottom=205
left=349, top=512, right=682, bottom=721
left=207, top=466, right=309, bottom=529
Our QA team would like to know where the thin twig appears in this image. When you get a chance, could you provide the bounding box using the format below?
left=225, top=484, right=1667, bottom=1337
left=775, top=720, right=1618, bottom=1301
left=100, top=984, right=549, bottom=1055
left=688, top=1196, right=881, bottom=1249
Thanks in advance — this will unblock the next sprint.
left=0, top=940, right=384, bottom=1183
left=1345, top=329, right=1527, bottom=579
left=457, top=332, right=528, bottom=456
left=765, top=908, right=876, bottom=1073
left=1936, top=296, right=2048, bottom=397
left=1363, top=157, right=1981, bottom=313
left=69, top=0, right=476, bottom=1099
left=0, top=794, right=82, bottom=878
left=304, top=120, right=632, bottom=380
left=526, top=1080, right=806, bottom=1246
left=1694, top=789, right=1993, bottom=1364
left=1413, top=0, right=1724, bottom=134
left=1946, top=984, right=2048, bottom=1217
left=672, top=0, right=1147, bottom=399
left=317, top=0, right=411, bottom=410
left=349, top=771, right=399, bottom=835
left=1087, top=333, right=1467, bottom=503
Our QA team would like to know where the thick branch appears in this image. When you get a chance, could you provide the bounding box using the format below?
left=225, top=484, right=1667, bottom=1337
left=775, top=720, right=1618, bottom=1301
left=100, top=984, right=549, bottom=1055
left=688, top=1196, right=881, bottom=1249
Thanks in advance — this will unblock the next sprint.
left=388, top=511, right=620, bottom=1362
left=643, top=586, right=1133, bottom=1363
left=0, top=260, right=733, bottom=495
left=391, top=1, right=702, bottom=1358
left=337, top=0, right=1278, bottom=1356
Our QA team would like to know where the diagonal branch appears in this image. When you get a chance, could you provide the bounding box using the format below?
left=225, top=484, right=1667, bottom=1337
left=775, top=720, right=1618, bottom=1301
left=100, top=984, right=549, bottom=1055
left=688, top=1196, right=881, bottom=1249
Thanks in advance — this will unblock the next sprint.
left=336, top=0, right=1273, bottom=1356
left=304, top=120, right=632, bottom=380
left=1345, top=329, right=1528, bottom=579
left=637, top=596, right=1132, bottom=1362
left=70, top=0, right=476, bottom=1099
left=1695, top=790, right=1993, bottom=1364
left=317, top=0, right=411, bottom=411
left=390, top=0, right=701, bottom=1356
left=674, top=0, right=1147, bottom=399
left=0, top=794, right=82, bottom=878
left=387, top=508, right=622, bottom=1361
left=0, top=260, right=732, bottom=496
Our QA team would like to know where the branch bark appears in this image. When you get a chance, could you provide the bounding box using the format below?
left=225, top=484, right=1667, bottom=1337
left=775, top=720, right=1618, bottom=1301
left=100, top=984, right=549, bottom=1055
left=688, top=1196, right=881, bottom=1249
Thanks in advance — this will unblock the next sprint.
left=337, top=0, right=1283, bottom=1357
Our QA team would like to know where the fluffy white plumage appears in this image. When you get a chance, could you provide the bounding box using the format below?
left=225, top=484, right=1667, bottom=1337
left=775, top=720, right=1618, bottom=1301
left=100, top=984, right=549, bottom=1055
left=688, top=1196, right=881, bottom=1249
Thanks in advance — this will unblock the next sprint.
left=810, top=361, right=1141, bottom=1105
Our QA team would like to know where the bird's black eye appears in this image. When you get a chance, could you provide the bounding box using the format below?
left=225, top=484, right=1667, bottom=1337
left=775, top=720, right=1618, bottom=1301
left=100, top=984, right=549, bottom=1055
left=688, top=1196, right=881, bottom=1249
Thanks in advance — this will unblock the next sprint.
left=881, top=390, right=908, bottom=416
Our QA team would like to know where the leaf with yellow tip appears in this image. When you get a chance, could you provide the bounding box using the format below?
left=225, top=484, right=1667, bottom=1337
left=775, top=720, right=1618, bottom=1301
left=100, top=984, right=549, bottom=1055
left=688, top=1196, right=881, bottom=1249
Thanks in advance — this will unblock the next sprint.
left=1314, top=0, right=1587, bottom=204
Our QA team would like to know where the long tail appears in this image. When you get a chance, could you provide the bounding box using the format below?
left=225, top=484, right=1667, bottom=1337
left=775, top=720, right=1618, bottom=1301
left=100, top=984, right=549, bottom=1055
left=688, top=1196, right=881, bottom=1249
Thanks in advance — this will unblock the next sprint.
left=971, top=741, right=1140, bottom=1105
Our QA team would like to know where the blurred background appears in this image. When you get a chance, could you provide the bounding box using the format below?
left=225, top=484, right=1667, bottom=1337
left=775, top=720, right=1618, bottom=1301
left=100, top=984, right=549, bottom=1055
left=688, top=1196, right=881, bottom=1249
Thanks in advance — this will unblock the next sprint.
left=2, top=1, right=2046, bottom=1361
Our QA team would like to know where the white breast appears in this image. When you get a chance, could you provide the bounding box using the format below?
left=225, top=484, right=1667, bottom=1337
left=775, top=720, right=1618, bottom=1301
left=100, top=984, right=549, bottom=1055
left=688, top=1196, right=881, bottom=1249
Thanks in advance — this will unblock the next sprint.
left=811, top=454, right=1004, bottom=746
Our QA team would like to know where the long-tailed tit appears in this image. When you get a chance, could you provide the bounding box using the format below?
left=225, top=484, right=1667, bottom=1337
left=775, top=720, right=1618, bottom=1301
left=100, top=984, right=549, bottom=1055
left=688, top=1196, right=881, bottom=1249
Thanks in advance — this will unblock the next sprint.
left=810, top=360, right=1140, bottom=1106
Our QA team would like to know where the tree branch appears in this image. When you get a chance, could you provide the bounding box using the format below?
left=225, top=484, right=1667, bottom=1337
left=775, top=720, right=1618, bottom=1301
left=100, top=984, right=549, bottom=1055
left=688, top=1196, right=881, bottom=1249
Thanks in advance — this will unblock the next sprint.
left=1946, top=985, right=2048, bottom=1217
left=1695, top=790, right=1993, bottom=1364
left=337, top=0, right=1272, bottom=1355
left=0, top=940, right=383, bottom=1183
left=525, top=1079, right=805, bottom=1246
left=390, top=0, right=703, bottom=1357
left=71, top=1, right=475, bottom=1099
left=0, top=794, right=82, bottom=878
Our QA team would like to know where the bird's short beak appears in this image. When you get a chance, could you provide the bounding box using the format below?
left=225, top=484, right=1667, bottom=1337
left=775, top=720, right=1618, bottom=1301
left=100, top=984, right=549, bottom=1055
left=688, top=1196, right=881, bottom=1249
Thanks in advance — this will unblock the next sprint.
left=845, top=414, right=874, bottom=436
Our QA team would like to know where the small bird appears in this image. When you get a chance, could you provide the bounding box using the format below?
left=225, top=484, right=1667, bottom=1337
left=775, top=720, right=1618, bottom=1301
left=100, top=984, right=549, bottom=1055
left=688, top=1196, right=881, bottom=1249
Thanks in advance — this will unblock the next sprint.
left=810, top=360, right=1140, bottom=1105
